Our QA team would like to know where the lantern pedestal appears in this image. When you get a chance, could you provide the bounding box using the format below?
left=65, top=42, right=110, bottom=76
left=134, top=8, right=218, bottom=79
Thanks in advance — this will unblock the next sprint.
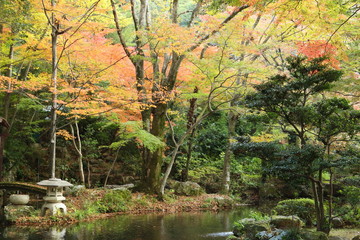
left=37, top=178, right=73, bottom=216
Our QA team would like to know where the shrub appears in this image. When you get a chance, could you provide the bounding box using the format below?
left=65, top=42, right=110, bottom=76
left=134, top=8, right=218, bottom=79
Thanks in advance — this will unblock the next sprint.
left=72, top=201, right=99, bottom=220
left=341, top=176, right=360, bottom=187
left=242, top=174, right=262, bottom=188
left=273, top=198, right=315, bottom=226
left=337, top=186, right=360, bottom=226
left=283, top=229, right=303, bottom=240
left=95, top=189, right=131, bottom=213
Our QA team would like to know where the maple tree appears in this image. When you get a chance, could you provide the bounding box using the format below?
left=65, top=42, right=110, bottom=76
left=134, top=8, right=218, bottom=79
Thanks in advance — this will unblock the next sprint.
left=39, top=0, right=105, bottom=180
left=110, top=0, right=256, bottom=194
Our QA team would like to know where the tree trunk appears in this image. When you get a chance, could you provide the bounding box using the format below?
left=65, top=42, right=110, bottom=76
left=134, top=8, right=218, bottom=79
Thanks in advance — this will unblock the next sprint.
left=0, top=119, right=9, bottom=181
left=86, top=159, right=91, bottom=188
left=171, top=0, right=179, bottom=23
left=318, top=169, right=329, bottom=233
left=104, top=147, right=121, bottom=187
left=159, top=143, right=180, bottom=197
left=310, top=175, right=328, bottom=233
left=70, top=120, right=85, bottom=185
left=183, top=87, right=198, bottom=181
left=143, top=103, right=168, bottom=193
left=327, top=144, right=333, bottom=227
left=0, top=41, right=14, bottom=180
left=222, top=107, right=238, bottom=194
left=141, top=52, right=184, bottom=193
left=310, top=178, right=321, bottom=229
left=49, top=1, right=58, bottom=179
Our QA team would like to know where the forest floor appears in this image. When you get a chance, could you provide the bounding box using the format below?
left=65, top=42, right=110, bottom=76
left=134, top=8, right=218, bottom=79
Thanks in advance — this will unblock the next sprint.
left=12, top=189, right=236, bottom=226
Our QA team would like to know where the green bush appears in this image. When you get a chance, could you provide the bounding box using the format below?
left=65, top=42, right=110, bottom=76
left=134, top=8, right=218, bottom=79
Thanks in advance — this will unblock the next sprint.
left=273, top=198, right=315, bottom=226
left=248, top=210, right=270, bottom=221
left=341, top=176, right=360, bottom=187
left=283, top=229, right=303, bottom=240
left=188, top=166, right=221, bottom=182
left=72, top=202, right=99, bottom=220
left=95, top=189, right=132, bottom=213
left=242, top=174, right=262, bottom=188
left=337, top=186, right=360, bottom=226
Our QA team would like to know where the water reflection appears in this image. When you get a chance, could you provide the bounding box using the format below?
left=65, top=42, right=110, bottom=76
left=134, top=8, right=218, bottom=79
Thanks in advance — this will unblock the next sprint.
left=1, top=208, right=255, bottom=240
left=202, top=232, right=233, bottom=237
left=2, top=226, right=66, bottom=240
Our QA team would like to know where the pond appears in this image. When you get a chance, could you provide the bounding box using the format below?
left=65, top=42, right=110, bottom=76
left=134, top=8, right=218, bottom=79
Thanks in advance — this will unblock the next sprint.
left=1, top=208, right=359, bottom=240
left=0, top=207, right=255, bottom=240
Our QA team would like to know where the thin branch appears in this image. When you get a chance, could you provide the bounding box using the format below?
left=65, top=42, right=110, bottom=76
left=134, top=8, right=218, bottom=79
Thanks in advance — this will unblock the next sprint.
left=41, top=0, right=57, bottom=30
left=188, top=0, right=203, bottom=27
left=326, top=6, right=360, bottom=47
left=130, top=0, right=139, bottom=31
left=104, top=147, right=121, bottom=187
left=187, top=5, right=250, bottom=52
left=110, top=0, right=134, bottom=64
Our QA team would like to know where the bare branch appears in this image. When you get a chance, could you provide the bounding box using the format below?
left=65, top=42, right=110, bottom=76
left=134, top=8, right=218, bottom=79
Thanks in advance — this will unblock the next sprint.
left=188, top=0, right=203, bottom=27
left=110, top=0, right=135, bottom=64
left=130, top=0, right=139, bottom=31
left=187, top=5, right=250, bottom=52
left=326, top=6, right=360, bottom=47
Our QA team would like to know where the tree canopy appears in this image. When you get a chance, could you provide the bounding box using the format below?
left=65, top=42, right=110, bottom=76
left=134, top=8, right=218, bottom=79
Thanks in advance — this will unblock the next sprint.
left=0, top=0, right=358, bottom=200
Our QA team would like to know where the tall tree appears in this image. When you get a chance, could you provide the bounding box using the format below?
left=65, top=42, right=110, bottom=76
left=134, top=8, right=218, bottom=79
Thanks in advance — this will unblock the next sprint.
left=245, top=55, right=356, bottom=233
left=41, top=0, right=101, bottom=179
left=110, top=0, right=251, bottom=194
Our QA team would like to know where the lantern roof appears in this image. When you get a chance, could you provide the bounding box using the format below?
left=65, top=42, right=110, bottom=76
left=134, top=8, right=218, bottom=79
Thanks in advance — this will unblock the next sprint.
left=37, top=178, right=73, bottom=187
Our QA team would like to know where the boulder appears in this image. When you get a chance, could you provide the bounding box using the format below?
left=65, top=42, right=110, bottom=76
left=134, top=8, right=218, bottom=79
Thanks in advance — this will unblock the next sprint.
left=173, top=181, right=204, bottom=196
left=300, top=230, right=329, bottom=240
left=331, top=217, right=344, bottom=228
left=329, top=237, right=345, bottom=240
left=256, top=229, right=285, bottom=240
left=233, top=218, right=270, bottom=240
left=270, top=215, right=303, bottom=230
left=269, top=230, right=287, bottom=240
left=211, top=196, right=234, bottom=208
left=4, top=205, right=35, bottom=222
left=226, top=236, right=240, bottom=240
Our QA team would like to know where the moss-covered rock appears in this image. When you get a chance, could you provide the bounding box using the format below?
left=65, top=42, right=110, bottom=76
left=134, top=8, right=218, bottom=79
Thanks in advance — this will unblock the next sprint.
left=331, top=217, right=344, bottom=228
left=270, top=215, right=303, bottom=230
left=273, top=198, right=315, bottom=226
left=210, top=196, right=234, bottom=208
left=4, top=205, right=35, bottom=222
left=329, top=237, right=345, bottom=240
left=233, top=218, right=270, bottom=239
left=256, top=229, right=286, bottom=240
left=173, top=181, right=204, bottom=196
left=300, top=230, right=329, bottom=240
left=226, top=235, right=240, bottom=240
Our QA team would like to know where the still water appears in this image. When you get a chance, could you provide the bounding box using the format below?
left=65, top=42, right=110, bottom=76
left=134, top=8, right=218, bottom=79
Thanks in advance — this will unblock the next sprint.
left=0, top=208, right=255, bottom=240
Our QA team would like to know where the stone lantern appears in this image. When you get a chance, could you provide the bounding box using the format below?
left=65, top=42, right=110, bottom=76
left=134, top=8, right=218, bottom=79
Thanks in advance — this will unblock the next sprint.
left=37, top=178, right=73, bottom=216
